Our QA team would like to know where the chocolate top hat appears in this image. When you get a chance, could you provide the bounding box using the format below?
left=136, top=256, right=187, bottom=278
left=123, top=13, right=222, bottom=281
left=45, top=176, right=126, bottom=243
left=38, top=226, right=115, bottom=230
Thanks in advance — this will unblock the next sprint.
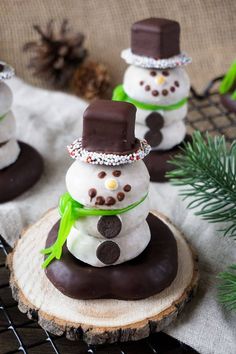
left=121, top=18, right=191, bottom=69
left=0, top=61, right=15, bottom=81
left=67, top=100, right=151, bottom=166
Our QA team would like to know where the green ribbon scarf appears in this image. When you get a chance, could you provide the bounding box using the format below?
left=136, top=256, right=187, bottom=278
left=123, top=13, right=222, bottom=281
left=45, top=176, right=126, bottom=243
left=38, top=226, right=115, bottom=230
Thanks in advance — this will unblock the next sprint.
left=219, top=60, right=236, bottom=100
left=0, top=112, right=8, bottom=122
left=112, top=84, right=188, bottom=111
left=41, top=192, right=148, bottom=268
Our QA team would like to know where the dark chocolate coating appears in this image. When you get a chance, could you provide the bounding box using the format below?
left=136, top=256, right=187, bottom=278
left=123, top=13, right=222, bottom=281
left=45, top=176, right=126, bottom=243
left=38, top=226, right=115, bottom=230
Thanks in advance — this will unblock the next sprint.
left=220, top=94, right=236, bottom=113
left=97, top=215, right=122, bottom=238
left=144, top=135, right=192, bottom=182
left=82, top=100, right=140, bottom=154
left=0, top=141, right=43, bottom=203
left=45, top=213, right=178, bottom=300
left=131, top=18, right=180, bottom=59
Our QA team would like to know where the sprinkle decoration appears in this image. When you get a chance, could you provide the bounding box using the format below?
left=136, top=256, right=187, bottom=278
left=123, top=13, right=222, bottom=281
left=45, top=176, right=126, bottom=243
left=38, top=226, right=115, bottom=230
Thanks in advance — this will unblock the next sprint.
left=0, top=61, right=15, bottom=81
left=121, top=48, right=191, bottom=69
left=67, top=138, right=151, bottom=165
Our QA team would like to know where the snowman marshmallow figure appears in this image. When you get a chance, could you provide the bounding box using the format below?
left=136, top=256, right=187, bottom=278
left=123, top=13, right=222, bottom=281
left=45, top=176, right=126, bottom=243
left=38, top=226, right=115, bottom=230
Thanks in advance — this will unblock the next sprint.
left=0, top=61, right=43, bottom=203
left=113, top=18, right=191, bottom=152
left=42, top=100, right=151, bottom=268
left=0, top=62, right=20, bottom=170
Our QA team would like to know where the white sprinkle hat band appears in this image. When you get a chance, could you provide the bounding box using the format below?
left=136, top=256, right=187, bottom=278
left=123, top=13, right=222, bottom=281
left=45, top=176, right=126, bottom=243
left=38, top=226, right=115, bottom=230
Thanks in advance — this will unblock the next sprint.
left=0, top=61, right=15, bottom=81
left=67, top=138, right=151, bottom=166
left=121, top=48, right=192, bottom=69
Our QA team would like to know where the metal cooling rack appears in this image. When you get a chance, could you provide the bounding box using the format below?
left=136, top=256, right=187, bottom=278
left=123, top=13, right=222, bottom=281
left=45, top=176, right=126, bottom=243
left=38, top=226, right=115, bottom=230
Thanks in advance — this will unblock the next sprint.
left=0, top=78, right=235, bottom=354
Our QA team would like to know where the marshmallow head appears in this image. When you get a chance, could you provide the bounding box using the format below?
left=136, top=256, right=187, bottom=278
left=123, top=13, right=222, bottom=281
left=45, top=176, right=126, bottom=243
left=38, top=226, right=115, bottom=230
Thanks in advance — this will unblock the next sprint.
left=66, top=160, right=150, bottom=209
left=123, top=65, right=190, bottom=105
left=0, top=82, right=13, bottom=116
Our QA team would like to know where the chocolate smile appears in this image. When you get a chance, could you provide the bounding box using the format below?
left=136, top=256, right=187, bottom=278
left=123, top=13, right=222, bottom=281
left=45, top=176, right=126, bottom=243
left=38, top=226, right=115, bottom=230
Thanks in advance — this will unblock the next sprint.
left=88, top=170, right=132, bottom=207
left=139, top=70, right=179, bottom=97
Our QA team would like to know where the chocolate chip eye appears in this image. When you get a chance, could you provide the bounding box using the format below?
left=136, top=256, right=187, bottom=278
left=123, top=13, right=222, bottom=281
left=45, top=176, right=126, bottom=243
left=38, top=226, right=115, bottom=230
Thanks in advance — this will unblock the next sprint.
left=150, top=70, right=157, bottom=76
left=145, top=85, right=151, bottom=91
left=162, top=70, right=169, bottom=76
left=139, top=80, right=144, bottom=86
left=98, top=171, right=106, bottom=179
left=124, top=184, right=131, bottom=192
left=113, top=170, right=121, bottom=177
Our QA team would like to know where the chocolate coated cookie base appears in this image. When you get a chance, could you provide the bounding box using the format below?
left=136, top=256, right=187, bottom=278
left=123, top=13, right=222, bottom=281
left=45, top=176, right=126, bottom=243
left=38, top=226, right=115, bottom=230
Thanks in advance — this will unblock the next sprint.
left=220, top=94, right=236, bottom=113
left=144, top=135, right=192, bottom=182
left=0, top=141, right=43, bottom=203
left=45, top=213, right=178, bottom=300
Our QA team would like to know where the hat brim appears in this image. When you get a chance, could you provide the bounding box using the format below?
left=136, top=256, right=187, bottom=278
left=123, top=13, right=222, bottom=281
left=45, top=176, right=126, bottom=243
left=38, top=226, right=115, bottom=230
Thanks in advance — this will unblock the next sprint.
left=121, top=48, right=191, bottom=69
left=0, top=61, right=15, bottom=81
left=67, top=138, right=151, bottom=166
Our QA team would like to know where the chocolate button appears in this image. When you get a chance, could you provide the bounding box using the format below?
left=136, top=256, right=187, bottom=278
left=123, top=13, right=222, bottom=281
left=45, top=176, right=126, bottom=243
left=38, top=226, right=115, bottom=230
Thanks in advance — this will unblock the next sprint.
left=145, top=112, right=164, bottom=148
left=96, top=241, right=120, bottom=265
left=97, top=215, right=122, bottom=239
left=145, top=130, right=163, bottom=147
left=146, top=112, right=164, bottom=130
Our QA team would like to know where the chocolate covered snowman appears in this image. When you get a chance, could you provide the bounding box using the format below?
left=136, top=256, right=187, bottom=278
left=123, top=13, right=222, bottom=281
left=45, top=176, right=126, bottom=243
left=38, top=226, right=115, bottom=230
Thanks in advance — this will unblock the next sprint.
left=0, top=61, right=43, bottom=202
left=113, top=18, right=191, bottom=182
left=0, top=63, right=20, bottom=170
left=42, top=100, right=151, bottom=268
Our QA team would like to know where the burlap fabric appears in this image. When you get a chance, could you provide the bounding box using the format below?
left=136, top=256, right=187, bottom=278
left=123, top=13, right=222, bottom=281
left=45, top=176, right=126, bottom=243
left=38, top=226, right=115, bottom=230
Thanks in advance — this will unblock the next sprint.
left=1, top=0, right=235, bottom=91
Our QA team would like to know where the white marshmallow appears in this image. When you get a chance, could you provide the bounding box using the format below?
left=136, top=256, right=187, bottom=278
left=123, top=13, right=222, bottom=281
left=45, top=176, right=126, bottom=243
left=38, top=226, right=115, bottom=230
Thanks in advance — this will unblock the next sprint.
left=0, top=111, right=16, bottom=143
left=0, top=81, right=13, bottom=116
left=123, top=65, right=190, bottom=106
left=122, top=65, right=190, bottom=150
left=0, top=139, right=20, bottom=169
left=67, top=220, right=151, bottom=267
left=66, top=159, right=150, bottom=209
left=135, top=104, right=188, bottom=127
left=66, top=159, right=150, bottom=266
left=74, top=196, right=150, bottom=238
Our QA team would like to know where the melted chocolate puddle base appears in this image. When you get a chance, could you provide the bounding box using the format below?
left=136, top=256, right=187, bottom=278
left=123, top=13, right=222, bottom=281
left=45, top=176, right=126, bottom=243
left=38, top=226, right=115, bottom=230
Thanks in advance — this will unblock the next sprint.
left=45, top=213, right=178, bottom=300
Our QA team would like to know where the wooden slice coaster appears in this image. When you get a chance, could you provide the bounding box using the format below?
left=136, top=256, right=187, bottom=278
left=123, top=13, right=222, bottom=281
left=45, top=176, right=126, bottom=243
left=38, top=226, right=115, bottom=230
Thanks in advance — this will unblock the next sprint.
left=7, top=209, right=198, bottom=345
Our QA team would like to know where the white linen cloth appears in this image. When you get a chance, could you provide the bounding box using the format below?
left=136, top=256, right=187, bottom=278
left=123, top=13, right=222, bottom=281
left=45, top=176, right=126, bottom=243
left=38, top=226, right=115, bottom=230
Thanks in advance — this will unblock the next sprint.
left=0, top=77, right=235, bottom=354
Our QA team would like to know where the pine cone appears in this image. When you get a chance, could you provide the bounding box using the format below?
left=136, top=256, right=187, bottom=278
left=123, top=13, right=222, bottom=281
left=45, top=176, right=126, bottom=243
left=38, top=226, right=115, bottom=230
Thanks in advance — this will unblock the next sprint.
left=23, top=19, right=87, bottom=88
left=71, top=61, right=110, bottom=100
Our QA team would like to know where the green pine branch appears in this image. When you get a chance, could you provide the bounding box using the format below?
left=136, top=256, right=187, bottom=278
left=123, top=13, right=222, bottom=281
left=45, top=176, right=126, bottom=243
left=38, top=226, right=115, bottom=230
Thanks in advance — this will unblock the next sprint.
left=167, top=131, right=236, bottom=310
left=218, top=265, right=236, bottom=311
left=167, top=131, right=236, bottom=238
